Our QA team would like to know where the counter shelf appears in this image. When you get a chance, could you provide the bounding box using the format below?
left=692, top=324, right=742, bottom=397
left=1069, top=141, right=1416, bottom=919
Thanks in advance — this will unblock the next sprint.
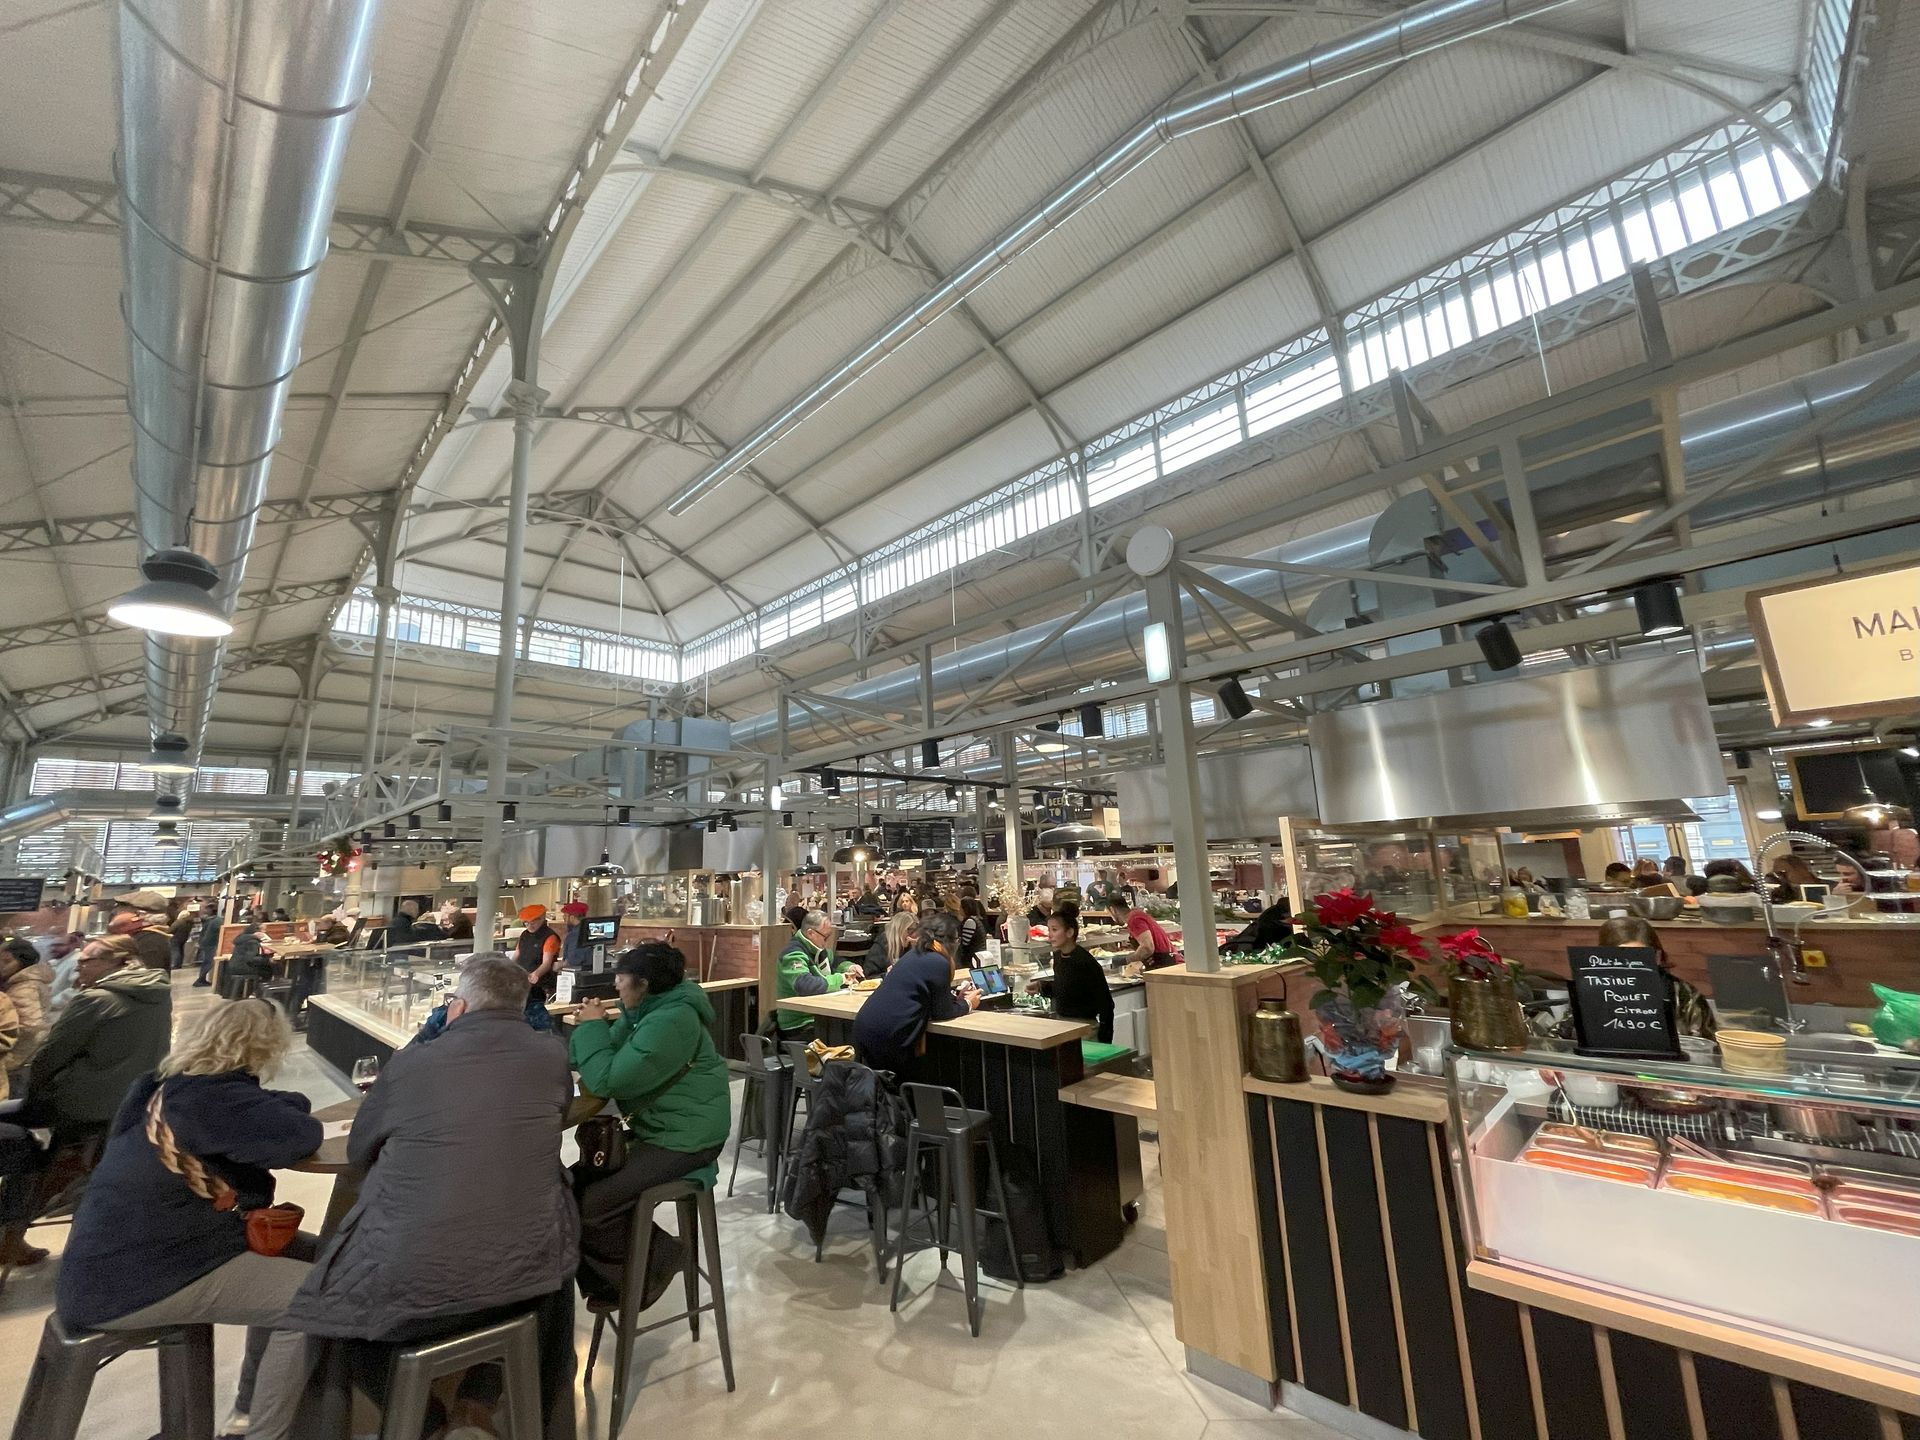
left=1448, top=1043, right=1920, bottom=1385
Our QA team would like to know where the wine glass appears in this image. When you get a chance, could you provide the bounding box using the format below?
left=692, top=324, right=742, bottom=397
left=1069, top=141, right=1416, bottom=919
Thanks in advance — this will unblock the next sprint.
left=350, top=1056, right=380, bottom=1094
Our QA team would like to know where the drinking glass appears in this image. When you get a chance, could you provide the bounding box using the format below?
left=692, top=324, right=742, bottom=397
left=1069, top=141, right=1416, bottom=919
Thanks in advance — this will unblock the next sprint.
left=350, top=1055, right=380, bottom=1093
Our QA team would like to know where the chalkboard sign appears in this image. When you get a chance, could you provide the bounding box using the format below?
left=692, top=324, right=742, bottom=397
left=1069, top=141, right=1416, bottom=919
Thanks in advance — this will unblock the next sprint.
left=882, top=819, right=955, bottom=856
left=0, top=878, right=45, bottom=914
left=1566, top=946, right=1683, bottom=1059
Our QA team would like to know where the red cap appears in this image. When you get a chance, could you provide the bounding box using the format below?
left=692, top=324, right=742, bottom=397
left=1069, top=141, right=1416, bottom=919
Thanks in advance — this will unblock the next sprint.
left=560, top=902, right=589, bottom=917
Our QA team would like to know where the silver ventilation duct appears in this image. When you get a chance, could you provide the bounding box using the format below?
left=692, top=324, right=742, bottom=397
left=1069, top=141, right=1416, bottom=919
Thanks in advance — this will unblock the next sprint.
left=739, top=339, right=1920, bottom=758
left=670, top=0, right=1575, bottom=514
left=115, top=0, right=381, bottom=766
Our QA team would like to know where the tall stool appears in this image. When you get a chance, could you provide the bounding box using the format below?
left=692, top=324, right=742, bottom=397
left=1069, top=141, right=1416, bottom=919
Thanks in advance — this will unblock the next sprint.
left=379, top=1311, right=542, bottom=1440
left=582, top=1178, right=733, bottom=1440
left=780, top=1039, right=819, bottom=1171
left=890, top=1083, right=1024, bottom=1337
left=727, top=1033, right=792, bottom=1212
left=10, top=1315, right=213, bottom=1440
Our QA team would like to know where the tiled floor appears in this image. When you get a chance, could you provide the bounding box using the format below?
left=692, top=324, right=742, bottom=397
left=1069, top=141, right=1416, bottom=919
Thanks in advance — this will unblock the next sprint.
left=0, top=975, right=1346, bottom=1439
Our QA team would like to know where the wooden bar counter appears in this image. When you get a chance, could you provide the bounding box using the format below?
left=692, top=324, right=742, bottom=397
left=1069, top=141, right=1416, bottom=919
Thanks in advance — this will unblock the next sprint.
left=778, top=991, right=1127, bottom=1267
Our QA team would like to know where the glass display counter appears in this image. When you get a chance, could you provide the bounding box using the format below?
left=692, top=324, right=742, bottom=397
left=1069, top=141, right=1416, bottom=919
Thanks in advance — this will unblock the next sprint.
left=324, top=947, right=465, bottom=1038
left=1449, top=1041, right=1920, bottom=1373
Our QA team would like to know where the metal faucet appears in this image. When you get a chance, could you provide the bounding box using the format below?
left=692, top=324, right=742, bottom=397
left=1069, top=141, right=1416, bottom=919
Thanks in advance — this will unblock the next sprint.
left=1754, top=830, right=1872, bottom=983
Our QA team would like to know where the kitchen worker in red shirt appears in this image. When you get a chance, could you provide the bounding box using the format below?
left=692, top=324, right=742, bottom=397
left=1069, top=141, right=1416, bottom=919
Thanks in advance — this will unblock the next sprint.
left=1123, top=905, right=1178, bottom=972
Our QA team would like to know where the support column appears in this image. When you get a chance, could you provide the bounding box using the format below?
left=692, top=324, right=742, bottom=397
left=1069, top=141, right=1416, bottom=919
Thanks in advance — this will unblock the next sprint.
left=358, top=584, right=399, bottom=784
left=1258, top=842, right=1275, bottom=910
left=1001, top=735, right=1024, bottom=915
left=474, top=377, right=549, bottom=943
left=1139, top=540, right=1218, bottom=971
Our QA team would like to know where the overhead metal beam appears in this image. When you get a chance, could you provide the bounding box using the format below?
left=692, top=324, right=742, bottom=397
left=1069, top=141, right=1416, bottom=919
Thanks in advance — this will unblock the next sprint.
left=0, top=165, right=528, bottom=270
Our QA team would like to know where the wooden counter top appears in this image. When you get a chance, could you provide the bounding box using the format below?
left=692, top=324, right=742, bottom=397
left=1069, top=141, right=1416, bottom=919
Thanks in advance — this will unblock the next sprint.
left=777, top=990, right=1090, bottom=1049
left=1141, top=959, right=1302, bottom=987
left=699, top=976, right=759, bottom=992
left=1242, top=1072, right=1450, bottom=1124
left=1467, top=1261, right=1920, bottom=1416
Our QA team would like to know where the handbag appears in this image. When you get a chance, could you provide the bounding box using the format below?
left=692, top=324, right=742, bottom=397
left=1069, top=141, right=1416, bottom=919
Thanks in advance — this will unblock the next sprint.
left=574, top=1113, right=627, bottom=1180
left=575, top=1049, right=699, bottom=1180
left=144, top=1087, right=305, bottom=1256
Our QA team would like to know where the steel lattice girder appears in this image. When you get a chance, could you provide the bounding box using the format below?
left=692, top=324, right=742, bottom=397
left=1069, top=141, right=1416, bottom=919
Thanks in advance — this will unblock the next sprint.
left=0, top=166, right=529, bottom=270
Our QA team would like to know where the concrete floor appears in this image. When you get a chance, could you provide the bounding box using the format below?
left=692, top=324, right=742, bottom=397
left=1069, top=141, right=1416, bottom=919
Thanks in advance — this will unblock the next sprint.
left=0, top=975, right=1343, bottom=1440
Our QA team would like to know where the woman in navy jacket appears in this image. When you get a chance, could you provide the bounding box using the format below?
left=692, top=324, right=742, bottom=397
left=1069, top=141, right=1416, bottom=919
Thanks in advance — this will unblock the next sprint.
left=57, top=998, right=322, bottom=1437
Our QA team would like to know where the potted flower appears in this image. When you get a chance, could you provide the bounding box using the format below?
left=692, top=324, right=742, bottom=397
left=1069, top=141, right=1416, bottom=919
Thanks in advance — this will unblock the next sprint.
left=1285, top=889, right=1431, bottom=1094
left=1438, top=928, right=1529, bottom=1051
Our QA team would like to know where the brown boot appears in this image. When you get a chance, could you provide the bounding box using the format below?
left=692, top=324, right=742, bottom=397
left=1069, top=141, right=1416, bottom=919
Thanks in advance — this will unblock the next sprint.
left=0, top=1230, right=48, bottom=1267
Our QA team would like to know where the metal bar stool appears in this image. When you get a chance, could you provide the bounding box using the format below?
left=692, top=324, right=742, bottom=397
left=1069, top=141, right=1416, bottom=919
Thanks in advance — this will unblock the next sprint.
left=10, top=1315, right=213, bottom=1440
left=780, top=1039, right=819, bottom=1174
left=582, top=1178, right=733, bottom=1440
left=378, top=1311, right=542, bottom=1440
left=890, top=1082, right=1024, bottom=1337
left=727, top=1033, right=792, bottom=1212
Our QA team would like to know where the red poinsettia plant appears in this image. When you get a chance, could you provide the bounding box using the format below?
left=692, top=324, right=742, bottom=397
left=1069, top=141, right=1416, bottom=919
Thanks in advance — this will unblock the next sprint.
left=1287, top=888, right=1435, bottom=1011
left=1436, top=927, right=1513, bottom=981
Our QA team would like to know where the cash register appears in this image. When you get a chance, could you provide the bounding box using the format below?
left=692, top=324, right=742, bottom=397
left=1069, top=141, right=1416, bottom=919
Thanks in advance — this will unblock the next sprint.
left=557, top=916, right=622, bottom=1003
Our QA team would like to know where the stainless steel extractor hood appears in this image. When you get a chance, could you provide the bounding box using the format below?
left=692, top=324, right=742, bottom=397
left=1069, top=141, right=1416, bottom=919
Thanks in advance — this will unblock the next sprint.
left=1307, top=655, right=1724, bottom=829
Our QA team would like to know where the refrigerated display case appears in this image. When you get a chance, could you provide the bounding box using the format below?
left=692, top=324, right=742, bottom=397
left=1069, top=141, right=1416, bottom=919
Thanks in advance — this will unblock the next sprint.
left=1448, top=1041, right=1920, bottom=1372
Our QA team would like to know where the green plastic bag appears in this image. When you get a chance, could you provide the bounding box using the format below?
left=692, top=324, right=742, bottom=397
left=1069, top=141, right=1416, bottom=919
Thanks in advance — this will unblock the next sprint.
left=1869, top=983, right=1920, bottom=1048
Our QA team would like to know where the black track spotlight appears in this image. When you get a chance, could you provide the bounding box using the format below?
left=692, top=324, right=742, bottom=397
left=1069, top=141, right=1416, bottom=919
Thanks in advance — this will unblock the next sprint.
left=383, top=820, right=397, bottom=840
left=782, top=812, right=794, bottom=827
left=1476, top=619, right=1523, bottom=672
left=921, top=739, right=939, bottom=769
left=502, top=802, right=517, bottom=823
left=616, top=806, right=632, bottom=825
left=1079, top=701, right=1104, bottom=738
left=821, top=769, right=841, bottom=796
left=358, top=830, right=372, bottom=844
left=987, top=787, right=999, bottom=807
left=724, top=813, right=738, bottom=832
left=406, top=812, right=420, bottom=832
left=869, top=814, right=881, bottom=829
left=1217, top=677, right=1254, bottom=720
left=945, top=784, right=958, bottom=801
left=1632, top=576, right=1686, bottom=638
left=706, top=816, right=719, bottom=833
left=437, top=802, right=452, bottom=823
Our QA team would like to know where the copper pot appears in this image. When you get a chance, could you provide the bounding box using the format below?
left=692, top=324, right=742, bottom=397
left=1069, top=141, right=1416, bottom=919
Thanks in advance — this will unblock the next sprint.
left=1449, top=971, right=1529, bottom=1052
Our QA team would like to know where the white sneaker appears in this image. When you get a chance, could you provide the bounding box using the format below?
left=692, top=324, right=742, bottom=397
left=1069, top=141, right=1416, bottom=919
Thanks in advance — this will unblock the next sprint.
left=217, top=1410, right=249, bottom=1437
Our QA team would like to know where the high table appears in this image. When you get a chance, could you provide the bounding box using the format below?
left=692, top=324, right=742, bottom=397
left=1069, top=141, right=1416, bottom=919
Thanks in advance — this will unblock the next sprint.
left=777, top=991, right=1128, bottom=1267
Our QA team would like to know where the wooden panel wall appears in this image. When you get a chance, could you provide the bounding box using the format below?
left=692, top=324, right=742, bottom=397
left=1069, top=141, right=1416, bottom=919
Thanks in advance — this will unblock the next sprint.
left=1245, top=1094, right=1918, bottom=1440
left=1145, top=965, right=1293, bottom=1383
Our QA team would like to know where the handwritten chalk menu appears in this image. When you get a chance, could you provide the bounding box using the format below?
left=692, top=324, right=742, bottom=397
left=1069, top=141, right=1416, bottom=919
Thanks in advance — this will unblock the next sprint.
left=0, top=878, right=44, bottom=913
left=1567, top=946, right=1683, bottom=1059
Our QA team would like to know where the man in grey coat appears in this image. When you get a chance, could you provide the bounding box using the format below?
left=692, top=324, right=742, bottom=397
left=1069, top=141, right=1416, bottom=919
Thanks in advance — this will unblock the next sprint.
left=249, top=955, right=579, bottom=1440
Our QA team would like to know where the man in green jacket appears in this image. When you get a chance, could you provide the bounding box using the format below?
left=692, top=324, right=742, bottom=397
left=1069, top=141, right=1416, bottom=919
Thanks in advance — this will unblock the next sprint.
left=774, top=910, right=863, bottom=1037
left=569, top=943, right=731, bottom=1305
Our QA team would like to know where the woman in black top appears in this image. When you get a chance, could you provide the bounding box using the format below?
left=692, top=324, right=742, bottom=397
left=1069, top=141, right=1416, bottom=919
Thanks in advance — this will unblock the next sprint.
left=957, top=897, right=990, bottom=964
left=1045, top=907, right=1113, bottom=1044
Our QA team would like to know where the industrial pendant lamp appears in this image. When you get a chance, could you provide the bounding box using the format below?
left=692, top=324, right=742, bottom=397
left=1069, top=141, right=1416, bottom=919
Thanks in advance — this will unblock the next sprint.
left=153, top=820, right=181, bottom=850
left=1475, top=619, right=1523, bottom=672
left=1632, top=577, right=1686, bottom=638
left=1845, top=754, right=1909, bottom=827
left=584, top=808, right=627, bottom=880
left=108, top=549, right=233, bottom=638
left=1033, top=720, right=1069, bottom=754
left=137, top=734, right=198, bottom=776
left=147, top=793, right=185, bottom=822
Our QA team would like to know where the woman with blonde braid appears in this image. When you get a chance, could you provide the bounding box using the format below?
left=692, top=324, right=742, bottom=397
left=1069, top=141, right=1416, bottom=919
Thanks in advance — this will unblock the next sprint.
left=56, top=1000, right=322, bottom=1438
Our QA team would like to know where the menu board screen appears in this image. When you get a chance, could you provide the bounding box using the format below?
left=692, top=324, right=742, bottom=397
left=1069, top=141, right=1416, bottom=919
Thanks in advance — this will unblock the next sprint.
left=1567, top=946, right=1683, bottom=1059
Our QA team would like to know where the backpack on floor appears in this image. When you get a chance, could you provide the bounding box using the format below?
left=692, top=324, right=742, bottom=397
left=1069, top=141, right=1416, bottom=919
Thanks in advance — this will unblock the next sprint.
left=979, top=1143, right=1063, bottom=1282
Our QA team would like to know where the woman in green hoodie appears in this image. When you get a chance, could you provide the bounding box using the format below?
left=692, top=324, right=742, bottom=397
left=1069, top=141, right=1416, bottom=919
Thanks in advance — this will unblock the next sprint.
left=568, top=942, right=731, bottom=1305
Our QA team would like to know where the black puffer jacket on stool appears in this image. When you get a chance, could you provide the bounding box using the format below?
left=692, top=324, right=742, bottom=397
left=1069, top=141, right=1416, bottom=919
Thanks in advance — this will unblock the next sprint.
left=781, top=1061, right=896, bottom=1247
